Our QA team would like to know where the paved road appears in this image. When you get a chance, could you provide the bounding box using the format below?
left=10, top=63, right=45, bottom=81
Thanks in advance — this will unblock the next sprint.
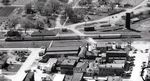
left=129, top=41, right=150, bottom=81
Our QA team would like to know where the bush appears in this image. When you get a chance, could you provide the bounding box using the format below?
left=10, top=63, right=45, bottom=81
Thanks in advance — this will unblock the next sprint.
left=6, top=30, right=21, bottom=37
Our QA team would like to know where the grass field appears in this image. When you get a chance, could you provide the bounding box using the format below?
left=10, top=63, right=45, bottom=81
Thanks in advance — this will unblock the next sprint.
left=0, top=7, right=16, bottom=17
left=109, top=0, right=143, bottom=6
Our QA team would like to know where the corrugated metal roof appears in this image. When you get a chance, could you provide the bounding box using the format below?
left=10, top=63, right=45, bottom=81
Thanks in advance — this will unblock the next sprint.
left=45, top=51, right=78, bottom=55
left=46, top=47, right=79, bottom=52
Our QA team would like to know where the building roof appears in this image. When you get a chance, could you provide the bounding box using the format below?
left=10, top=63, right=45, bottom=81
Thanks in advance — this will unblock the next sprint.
left=45, top=51, right=78, bottom=55
left=61, top=59, right=76, bottom=66
left=67, top=56, right=80, bottom=61
left=113, top=60, right=126, bottom=64
left=40, top=58, right=57, bottom=63
left=76, top=62, right=88, bottom=68
left=99, top=63, right=125, bottom=69
left=78, top=47, right=87, bottom=57
left=64, top=75, right=73, bottom=81
left=106, top=51, right=128, bottom=54
left=46, top=47, right=79, bottom=52
left=53, top=74, right=65, bottom=81
left=24, top=72, right=34, bottom=81
left=72, top=73, right=83, bottom=81
left=107, top=76, right=122, bottom=81
left=52, top=40, right=83, bottom=47
left=97, top=42, right=107, bottom=48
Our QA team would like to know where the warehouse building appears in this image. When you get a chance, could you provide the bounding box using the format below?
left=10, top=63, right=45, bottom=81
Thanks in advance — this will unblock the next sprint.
left=60, top=59, right=76, bottom=74
left=98, top=63, right=125, bottom=76
left=106, top=51, right=128, bottom=63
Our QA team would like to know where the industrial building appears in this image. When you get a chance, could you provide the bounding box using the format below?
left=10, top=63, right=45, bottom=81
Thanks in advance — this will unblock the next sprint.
left=60, top=59, right=77, bottom=74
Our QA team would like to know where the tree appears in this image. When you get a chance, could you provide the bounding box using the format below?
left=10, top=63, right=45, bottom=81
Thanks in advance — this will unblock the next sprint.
left=6, top=30, right=21, bottom=37
left=33, top=1, right=46, bottom=14
left=34, top=20, right=45, bottom=32
left=114, top=0, right=123, bottom=5
left=43, top=0, right=62, bottom=15
left=1, top=0, right=10, bottom=5
left=64, top=5, right=85, bottom=23
left=7, top=17, right=20, bottom=30
left=20, top=18, right=35, bottom=33
left=24, top=3, right=36, bottom=14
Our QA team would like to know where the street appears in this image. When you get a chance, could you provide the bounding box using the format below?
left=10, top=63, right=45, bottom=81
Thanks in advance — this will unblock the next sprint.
left=129, top=41, right=150, bottom=81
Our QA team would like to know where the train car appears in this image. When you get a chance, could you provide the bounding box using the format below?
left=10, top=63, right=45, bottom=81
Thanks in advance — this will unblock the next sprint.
left=121, top=34, right=141, bottom=38
left=58, top=36, right=81, bottom=40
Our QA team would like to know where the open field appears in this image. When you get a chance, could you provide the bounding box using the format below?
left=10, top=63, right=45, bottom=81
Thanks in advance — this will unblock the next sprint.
left=0, top=7, right=16, bottom=17
left=109, top=0, right=144, bottom=6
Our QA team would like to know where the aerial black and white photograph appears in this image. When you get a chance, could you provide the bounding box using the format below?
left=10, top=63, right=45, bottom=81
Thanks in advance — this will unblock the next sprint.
left=0, top=0, right=150, bottom=81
